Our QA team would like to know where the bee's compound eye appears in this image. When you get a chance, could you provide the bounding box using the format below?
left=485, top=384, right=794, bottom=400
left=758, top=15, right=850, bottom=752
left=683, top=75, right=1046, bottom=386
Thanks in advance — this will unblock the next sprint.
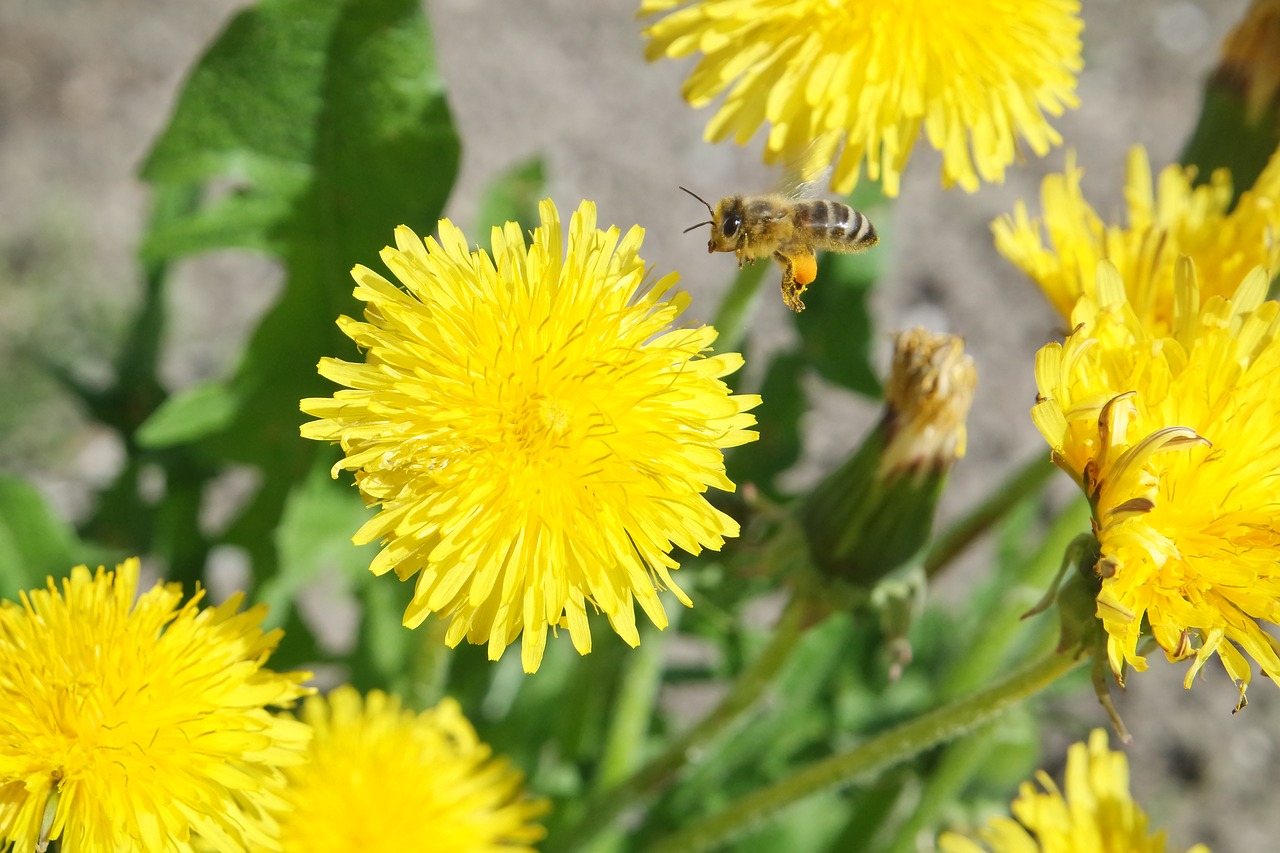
left=722, top=213, right=741, bottom=239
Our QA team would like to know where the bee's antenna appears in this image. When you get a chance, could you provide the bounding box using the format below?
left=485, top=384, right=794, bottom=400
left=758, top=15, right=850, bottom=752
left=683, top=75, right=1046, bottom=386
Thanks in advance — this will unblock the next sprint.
left=679, top=186, right=716, bottom=234
left=679, top=186, right=715, bottom=216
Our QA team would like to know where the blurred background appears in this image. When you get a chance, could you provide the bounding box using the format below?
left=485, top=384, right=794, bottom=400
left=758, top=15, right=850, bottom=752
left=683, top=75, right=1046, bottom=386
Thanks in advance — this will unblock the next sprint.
left=1, top=0, right=1275, bottom=849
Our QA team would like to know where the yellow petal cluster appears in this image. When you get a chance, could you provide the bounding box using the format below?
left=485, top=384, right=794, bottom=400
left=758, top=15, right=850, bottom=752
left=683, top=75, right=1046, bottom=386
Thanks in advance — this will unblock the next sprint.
left=939, top=729, right=1210, bottom=853
left=994, top=146, right=1280, bottom=329
left=262, top=687, right=546, bottom=853
left=301, top=200, right=759, bottom=673
left=0, top=559, right=312, bottom=853
left=1032, top=260, right=1280, bottom=704
left=640, top=0, right=1082, bottom=196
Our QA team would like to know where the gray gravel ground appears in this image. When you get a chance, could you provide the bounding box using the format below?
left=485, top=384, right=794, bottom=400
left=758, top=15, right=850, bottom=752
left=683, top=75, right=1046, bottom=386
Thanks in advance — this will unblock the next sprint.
left=2, top=0, right=1277, bottom=849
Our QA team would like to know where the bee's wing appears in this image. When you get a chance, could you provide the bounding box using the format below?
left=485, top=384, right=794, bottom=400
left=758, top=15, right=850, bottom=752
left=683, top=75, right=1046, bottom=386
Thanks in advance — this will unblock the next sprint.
left=776, top=135, right=840, bottom=199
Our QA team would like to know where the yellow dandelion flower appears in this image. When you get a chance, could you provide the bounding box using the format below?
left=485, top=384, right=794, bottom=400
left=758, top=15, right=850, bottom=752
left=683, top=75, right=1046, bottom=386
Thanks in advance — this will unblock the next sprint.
left=994, top=145, right=1280, bottom=329
left=639, top=0, right=1082, bottom=196
left=0, top=558, right=312, bottom=853
left=262, top=686, right=546, bottom=853
left=301, top=200, right=759, bottom=673
left=939, top=729, right=1210, bottom=853
left=1032, top=259, right=1280, bottom=705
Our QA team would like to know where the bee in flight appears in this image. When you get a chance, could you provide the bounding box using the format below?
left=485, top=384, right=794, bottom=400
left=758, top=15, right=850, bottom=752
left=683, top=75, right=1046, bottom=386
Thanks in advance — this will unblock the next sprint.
left=680, top=187, right=879, bottom=312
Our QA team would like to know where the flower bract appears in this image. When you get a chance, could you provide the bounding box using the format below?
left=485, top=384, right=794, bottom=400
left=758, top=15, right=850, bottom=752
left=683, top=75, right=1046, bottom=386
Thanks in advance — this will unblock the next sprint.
left=301, top=200, right=759, bottom=673
left=0, top=559, right=312, bottom=853
left=262, top=687, right=546, bottom=853
left=640, top=0, right=1082, bottom=196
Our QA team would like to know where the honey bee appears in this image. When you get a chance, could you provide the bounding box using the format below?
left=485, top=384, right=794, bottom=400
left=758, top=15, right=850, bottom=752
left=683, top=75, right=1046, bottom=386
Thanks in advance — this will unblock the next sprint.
left=680, top=187, right=879, bottom=312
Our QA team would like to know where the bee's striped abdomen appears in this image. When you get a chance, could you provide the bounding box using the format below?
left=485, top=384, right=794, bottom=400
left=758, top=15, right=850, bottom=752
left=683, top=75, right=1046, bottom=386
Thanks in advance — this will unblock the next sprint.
left=795, top=200, right=878, bottom=253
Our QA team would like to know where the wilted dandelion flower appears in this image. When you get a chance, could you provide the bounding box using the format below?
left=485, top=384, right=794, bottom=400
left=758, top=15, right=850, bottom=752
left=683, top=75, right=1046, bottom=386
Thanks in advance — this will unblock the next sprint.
left=639, top=0, right=1082, bottom=196
left=1032, top=259, right=1280, bottom=707
left=263, top=687, right=546, bottom=852
left=301, top=200, right=759, bottom=673
left=939, top=729, right=1210, bottom=853
left=0, top=558, right=312, bottom=853
left=994, top=145, right=1280, bottom=329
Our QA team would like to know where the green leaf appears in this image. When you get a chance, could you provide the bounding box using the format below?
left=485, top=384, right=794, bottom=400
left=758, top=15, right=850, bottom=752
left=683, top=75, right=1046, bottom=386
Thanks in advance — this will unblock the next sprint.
left=140, top=0, right=343, bottom=188
left=140, top=176, right=305, bottom=261
left=216, top=0, right=460, bottom=567
left=262, top=459, right=377, bottom=626
left=134, top=0, right=460, bottom=581
left=726, top=351, right=805, bottom=497
left=136, top=381, right=243, bottom=448
left=474, top=157, right=546, bottom=236
left=0, top=475, right=104, bottom=598
left=792, top=251, right=881, bottom=398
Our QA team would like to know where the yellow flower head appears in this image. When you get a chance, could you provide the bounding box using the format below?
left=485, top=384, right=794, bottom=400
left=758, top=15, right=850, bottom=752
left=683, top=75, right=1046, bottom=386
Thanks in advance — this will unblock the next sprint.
left=640, top=0, right=1082, bottom=196
left=994, top=146, right=1280, bottom=329
left=1032, top=259, right=1280, bottom=705
left=0, top=559, right=312, bottom=853
left=301, top=200, right=760, bottom=673
left=939, top=729, right=1210, bottom=853
left=264, top=687, right=546, bottom=853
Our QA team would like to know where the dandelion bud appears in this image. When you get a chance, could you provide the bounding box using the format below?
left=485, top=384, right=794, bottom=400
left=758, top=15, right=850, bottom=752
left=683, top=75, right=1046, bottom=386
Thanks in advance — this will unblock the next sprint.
left=802, top=329, right=977, bottom=587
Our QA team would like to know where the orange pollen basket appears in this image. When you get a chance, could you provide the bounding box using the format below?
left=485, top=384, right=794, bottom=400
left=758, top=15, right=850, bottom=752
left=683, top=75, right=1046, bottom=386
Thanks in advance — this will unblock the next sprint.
left=793, top=254, right=818, bottom=285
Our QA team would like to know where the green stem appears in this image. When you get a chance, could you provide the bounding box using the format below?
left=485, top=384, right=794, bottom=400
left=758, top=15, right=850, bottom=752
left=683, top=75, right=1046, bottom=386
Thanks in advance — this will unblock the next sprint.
left=552, top=591, right=812, bottom=853
left=404, top=605, right=451, bottom=708
left=882, top=499, right=1090, bottom=850
left=648, top=646, right=1084, bottom=853
left=939, top=496, right=1090, bottom=700
left=598, top=619, right=673, bottom=788
left=924, top=454, right=1056, bottom=579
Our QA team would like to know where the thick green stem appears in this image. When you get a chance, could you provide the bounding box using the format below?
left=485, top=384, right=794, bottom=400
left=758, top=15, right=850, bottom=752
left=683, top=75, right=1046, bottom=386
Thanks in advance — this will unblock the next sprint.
left=924, top=454, right=1056, bottom=579
left=598, top=619, right=672, bottom=788
left=552, top=591, right=812, bottom=853
left=884, top=722, right=1000, bottom=853
left=649, top=647, right=1084, bottom=853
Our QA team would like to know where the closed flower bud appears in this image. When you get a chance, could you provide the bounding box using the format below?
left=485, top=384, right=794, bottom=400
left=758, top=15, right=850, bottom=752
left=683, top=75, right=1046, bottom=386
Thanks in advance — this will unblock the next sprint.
left=802, top=329, right=976, bottom=588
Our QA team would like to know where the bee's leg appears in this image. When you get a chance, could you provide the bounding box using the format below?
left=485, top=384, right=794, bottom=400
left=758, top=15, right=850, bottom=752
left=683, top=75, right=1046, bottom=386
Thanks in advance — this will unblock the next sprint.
left=774, top=252, right=806, bottom=312
left=736, top=237, right=753, bottom=269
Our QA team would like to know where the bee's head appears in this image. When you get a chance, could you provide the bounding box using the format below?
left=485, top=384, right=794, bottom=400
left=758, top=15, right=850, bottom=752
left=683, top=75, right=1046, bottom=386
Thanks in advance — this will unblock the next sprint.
left=708, top=197, right=745, bottom=254
left=680, top=187, right=743, bottom=254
